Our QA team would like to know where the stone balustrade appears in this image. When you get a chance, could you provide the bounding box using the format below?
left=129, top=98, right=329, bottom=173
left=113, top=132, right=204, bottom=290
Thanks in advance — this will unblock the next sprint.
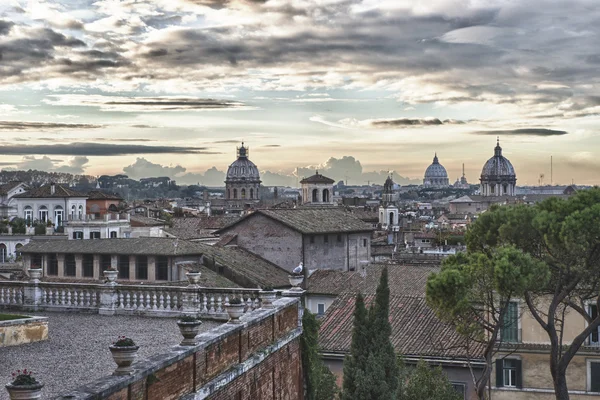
left=0, top=280, right=263, bottom=320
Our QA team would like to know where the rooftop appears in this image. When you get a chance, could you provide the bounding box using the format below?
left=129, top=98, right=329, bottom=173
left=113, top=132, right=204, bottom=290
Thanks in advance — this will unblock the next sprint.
left=217, top=208, right=374, bottom=235
left=0, top=181, right=25, bottom=196
left=300, top=172, right=335, bottom=185
left=0, top=311, right=219, bottom=400
left=165, top=215, right=241, bottom=240
left=86, top=190, right=123, bottom=201
left=14, top=184, right=87, bottom=199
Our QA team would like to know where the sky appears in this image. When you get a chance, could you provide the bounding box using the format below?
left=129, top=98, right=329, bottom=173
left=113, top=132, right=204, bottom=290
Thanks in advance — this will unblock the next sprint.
left=0, top=0, right=599, bottom=186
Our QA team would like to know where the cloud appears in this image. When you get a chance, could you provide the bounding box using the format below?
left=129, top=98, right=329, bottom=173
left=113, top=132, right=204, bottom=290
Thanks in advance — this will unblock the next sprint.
left=123, top=158, right=187, bottom=179
left=369, top=118, right=468, bottom=128
left=44, top=95, right=248, bottom=112
left=473, top=128, right=568, bottom=136
left=0, top=143, right=214, bottom=156
left=0, top=121, right=103, bottom=130
left=0, top=20, right=14, bottom=35
left=55, top=156, right=90, bottom=174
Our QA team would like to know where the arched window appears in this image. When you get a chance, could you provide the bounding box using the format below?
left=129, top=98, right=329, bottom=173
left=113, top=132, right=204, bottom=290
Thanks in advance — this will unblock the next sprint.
left=312, top=189, right=319, bottom=203
left=71, top=205, right=76, bottom=219
left=24, top=206, right=33, bottom=222
left=241, top=188, right=246, bottom=199
left=389, top=212, right=394, bottom=225
left=110, top=231, right=118, bottom=238
left=0, top=244, right=6, bottom=263
left=233, top=188, right=238, bottom=199
left=38, top=206, right=48, bottom=222
left=241, top=167, right=245, bottom=174
left=322, top=189, right=330, bottom=203
left=15, top=243, right=23, bottom=259
left=503, top=183, right=508, bottom=194
left=250, top=188, right=254, bottom=199
left=228, top=189, right=231, bottom=199
left=78, top=205, right=84, bottom=219
left=54, top=206, right=64, bottom=226
left=490, top=185, right=495, bottom=194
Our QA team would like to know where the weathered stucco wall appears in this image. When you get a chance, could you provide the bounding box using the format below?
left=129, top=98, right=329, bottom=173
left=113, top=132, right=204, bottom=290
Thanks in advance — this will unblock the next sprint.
left=0, top=316, right=48, bottom=347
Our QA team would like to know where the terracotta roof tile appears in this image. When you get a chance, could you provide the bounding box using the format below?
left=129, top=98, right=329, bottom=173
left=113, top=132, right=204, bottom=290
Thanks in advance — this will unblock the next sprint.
left=15, top=184, right=87, bottom=199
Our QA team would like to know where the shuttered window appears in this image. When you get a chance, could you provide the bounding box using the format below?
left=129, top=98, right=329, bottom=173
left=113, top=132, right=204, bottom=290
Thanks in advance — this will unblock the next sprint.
left=495, top=358, right=522, bottom=388
left=501, top=301, right=519, bottom=343
left=591, top=361, right=600, bottom=392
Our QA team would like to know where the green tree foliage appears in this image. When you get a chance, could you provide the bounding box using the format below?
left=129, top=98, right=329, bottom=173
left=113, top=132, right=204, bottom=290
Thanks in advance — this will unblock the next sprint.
left=427, top=246, right=547, bottom=398
left=397, top=359, right=461, bottom=400
left=434, top=188, right=600, bottom=399
left=342, top=268, right=398, bottom=400
left=301, top=310, right=338, bottom=400
left=10, top=218, right=26, bottom=234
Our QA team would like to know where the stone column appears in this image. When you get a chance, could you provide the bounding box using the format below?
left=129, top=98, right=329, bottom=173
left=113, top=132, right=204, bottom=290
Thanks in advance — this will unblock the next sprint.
left=99, top=284, right=118, bottom=316
left=147, top=256, right=156, bottom=282
left=23, top=279, right=43, bottom=311
left=75, top=254, right=83, bottom=278
left=129, top=255, right=136, bottom=281
left=57, top=254, right=65, bottom=277
left=92, top=254, right=100, bottom=280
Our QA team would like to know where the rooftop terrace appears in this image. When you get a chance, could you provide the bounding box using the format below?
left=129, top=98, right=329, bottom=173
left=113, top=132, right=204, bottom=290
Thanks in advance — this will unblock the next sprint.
left=0, top=311, right=219, bottom=399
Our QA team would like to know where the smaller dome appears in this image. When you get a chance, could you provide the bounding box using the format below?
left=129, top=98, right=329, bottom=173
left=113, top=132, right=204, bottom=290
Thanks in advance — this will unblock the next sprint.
left=424, top=154, right=449, bottom=179
left=226, top=143, right=261, bottom=182
left=480, top=140, right=516, bottom=178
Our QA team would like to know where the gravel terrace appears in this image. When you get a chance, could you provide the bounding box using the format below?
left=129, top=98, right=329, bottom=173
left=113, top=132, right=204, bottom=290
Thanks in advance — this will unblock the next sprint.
left=0, top=311, right=219, bottom=399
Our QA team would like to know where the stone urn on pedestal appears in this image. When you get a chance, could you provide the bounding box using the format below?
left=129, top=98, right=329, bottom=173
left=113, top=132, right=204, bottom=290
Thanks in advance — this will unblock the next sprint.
left=103, top=268, right=118, bottom=285
left=259, top=287, right=277, bottom=309
left=5, top=370, right=43, bottom=400
left=27, top=268, right=42, bottom=283
left=288, top=274, right=304, bottom=291
left=109, top=336, right=139, bottom=376
left=226, top=298, right=245, bottom=323
left=177, top=315, right=202, bottom=346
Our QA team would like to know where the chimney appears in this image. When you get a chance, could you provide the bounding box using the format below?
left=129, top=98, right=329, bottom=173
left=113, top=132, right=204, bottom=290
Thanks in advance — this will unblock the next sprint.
left=50, top=182, right=56, bottom=195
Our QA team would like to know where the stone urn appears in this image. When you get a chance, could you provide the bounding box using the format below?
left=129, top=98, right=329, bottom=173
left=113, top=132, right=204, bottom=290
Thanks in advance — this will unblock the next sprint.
left=5, top=383, right=44, bottom=400
left=259, top=290, right=277, bottom=309
left=177, top=319, right=203, bottom=346
left=109, top=345, right=139, bottom=375
left=226, top=302, right=245, bottom=323
left=288, top=274, right=304, bottom=291
left=186, top=272, right=201, bottom=287
left=27, top=268, right=42, bottom=283
left=104, top=270, right=118, bottom=284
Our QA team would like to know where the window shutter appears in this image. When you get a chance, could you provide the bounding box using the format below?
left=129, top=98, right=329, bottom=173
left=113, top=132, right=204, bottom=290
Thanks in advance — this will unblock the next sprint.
left=591, top=305, right=599, bottom=343
left=591, top=362, right=600, bottom=392
left=515, top=359, right=523, bottom=389
left=495, top=359, right=503, bottom=387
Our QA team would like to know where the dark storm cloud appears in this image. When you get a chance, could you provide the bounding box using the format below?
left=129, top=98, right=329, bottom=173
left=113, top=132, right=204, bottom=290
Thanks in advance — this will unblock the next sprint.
left=0, top=20, right=14, bottom=35
left=473, top=129, right=568, bottom=136
left=0, top=121, right=103, bottom=130
left=103, top=98, right=242, bottom=109
left=371, top=118, right=467, bottom=128
left=0, top=143, right=215, bottom=156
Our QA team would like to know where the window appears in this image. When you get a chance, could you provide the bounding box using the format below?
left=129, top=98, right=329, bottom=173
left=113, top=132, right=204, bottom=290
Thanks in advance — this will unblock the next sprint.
left=65, top=254, right=76, bottom=276
left=24, top=206, right=33, bottom=222
left=250, top=188, right=254, bottom=199
left=47, top=254, right=58, bottom=275
left=54, top=206, right=63, bottom=226
left=110, top=231, right=118, bottom=238
left=241, top=188, right=246, bottom=199
left=324, top=235, right=329, bottom=244
left=156, top=256, right=169, bottom=281
left=322, top=188, right=330, bottom=202
left=71, top=205, right=76, bottom=219
left=73, top=231, right=83, bottom=240
left=309, top=235, right=315, bottom=244
left=496, top=358, right=522, bottom=388
left=589, top=304, right=599, bottom=345
left=82, top=254, right=94, bottom=278
left=337, top=234, right=342, bottom=243
left=491, top=185, right=495, bottom=194
left=118, top=255, right=130, bottom=279
left=451, top=383, right=466, bottom=400
left=501, top=301, right=520, bottom=343
left=0, top=244, right=6, bottom=263
left=136, top=256, right=148, bottom=280
left=317, top=303, right=325, bottom=316
left=78, top=205, right=84, bottom=219
left=100, top=255, right=112, bottom=276
left=15, top=244, right=23, bottom=259
left=312, top=189, right=319, bottom=203
left=589, top=360, right=600, bottom=392
left=90, top=231, right=101, bottom=239
left=503, top=183, right=508, bottom=194
left=38, top=206, right=48, bottom=222
left=233, top=188, right=238, bottom=199
left=363, top=238, right=367, bottom=247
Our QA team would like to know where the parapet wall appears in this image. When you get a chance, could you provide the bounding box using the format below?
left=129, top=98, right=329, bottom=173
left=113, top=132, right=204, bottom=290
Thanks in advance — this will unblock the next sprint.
left=55, top=296, right=302, bottom=400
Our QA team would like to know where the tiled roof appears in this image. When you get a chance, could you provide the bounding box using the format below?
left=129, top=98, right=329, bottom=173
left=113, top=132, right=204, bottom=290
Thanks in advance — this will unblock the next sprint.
left=218, top=208, right=374, bottom=235
left=15, top=184, right=87, bottom=199
left=86, top=191, right=123, bottom=200
left=300, top=173, right=335, bottom=184
left=20, top=237, right=204, bottom=256
left=0, top=181, right=24, bottom=196
left=307, top=263, right=439, bottom=297
left=319, top=293, right=485, bottom=359
left=165, top=216, right=241, bottom=239
left=200, top=243, right=290, bottom=288
left=130, top=215, right=166, bottom=227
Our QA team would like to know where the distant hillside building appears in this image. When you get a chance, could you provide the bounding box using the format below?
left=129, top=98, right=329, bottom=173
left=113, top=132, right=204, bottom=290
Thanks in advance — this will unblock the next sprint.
left=224, top=143, right=261, bottom=213
left=300, top=171, right=335, bottom=205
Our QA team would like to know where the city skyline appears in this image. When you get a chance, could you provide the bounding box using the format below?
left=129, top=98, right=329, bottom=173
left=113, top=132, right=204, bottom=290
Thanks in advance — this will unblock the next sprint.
left=0, top=1, right=599, bottom=185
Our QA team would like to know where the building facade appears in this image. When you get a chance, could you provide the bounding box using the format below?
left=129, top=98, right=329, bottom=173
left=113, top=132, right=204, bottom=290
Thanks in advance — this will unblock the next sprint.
left=14, top=183, right=87, bottom=228
left=224, top=143, right=261, bottom=213
left=0, top=182, right=28, bottom=218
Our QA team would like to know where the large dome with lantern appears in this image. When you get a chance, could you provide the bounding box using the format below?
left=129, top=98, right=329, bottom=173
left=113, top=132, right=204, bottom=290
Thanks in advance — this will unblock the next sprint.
left=423, top=153, right=449, bottom=187
left=226, top=143, right=261, bottom=182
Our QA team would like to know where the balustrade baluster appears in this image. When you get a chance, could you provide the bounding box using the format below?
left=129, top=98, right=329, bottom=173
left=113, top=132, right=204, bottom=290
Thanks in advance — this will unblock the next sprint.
left=151, top=292, right=158, bottom=310
left=59, top=289, right=65, bottom=306
left=165, top=293, right=172, bottom=311
left=158, top=292, right=164, bottom=310
left=125, top=292, right=131, bottom=309
left=145, top=293, right=150, bottom=310
left=118, top=293, right=124, bottom=309
left=66, top=290, right=72, bottom=306
left=0, top=288, right=5, bottom=304
left=9, top=288, right=15, bottom=304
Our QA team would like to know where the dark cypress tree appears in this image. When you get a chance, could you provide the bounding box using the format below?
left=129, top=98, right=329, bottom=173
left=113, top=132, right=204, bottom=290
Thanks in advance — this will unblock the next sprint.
left=365, top=267, right=398, bottom=400
left=301, top=310, right=338, bottom=400
left=341, top=293, right=369, bottom=400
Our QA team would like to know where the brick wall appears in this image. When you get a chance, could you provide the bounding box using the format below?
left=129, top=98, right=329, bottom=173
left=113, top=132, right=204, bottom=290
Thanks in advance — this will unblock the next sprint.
left=58, top=297, right=303, bottom=400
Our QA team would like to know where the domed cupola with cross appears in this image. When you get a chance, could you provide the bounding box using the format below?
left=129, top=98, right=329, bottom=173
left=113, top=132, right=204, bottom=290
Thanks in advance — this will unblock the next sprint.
left=423, top=153, right=449, bottom=187
left=225, top=142, right=261, bottom=212
left=480, top=138, right=517, bottom=196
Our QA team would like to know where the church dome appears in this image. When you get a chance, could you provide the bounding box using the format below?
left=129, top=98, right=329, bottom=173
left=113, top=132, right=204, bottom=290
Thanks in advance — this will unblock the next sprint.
left=480, top=139, right=516, bottom=179
left=423, top=153, right=449, bottom=188
left=226, top=143, right=261, bottom=182
left=383, top=175, right=394, bottom=193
